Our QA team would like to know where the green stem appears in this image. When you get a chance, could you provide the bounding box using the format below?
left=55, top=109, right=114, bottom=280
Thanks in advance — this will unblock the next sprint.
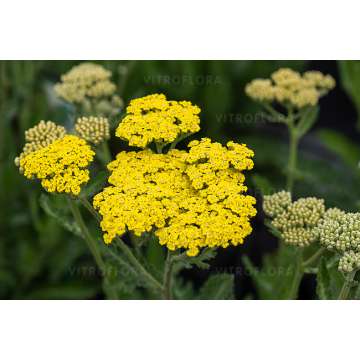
left=169, top=133, right=191, bottom=150
left=286, top=122, right=299, bottom=192
left=98, top=141, right=112, bottom=166
left=302, top=248, right=326, bottom=268
left=261, top=103, right=287, bottom=123
left=67, top=197, right=117, bottom=299
left=79, top=197, right=164, bottom=296
left=287, top=249, right=303, bottom=300
left=155, top=142, right=163, bottom=154
left=163, top=251, right=174, bottom=299
left=115, top=237, right=163, bottom=294
left=338, top=271, right=356, bottom=300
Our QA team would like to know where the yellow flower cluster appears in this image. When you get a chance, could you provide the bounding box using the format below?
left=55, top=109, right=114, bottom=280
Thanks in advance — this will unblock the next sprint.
left=93, top=138, right=256, bottom=256
left=54, top=63, right=116, bottom=104
left=263, top=191, right=325, bottom=247
left=245, top=68, right=335, bottom=108
left=15, top=120, right=67, bottom=171
left=75, top=116, right=110, bottom=145
left=116, top=93, right=201, bottom=148
left=20, top=135, right=95, bottom=195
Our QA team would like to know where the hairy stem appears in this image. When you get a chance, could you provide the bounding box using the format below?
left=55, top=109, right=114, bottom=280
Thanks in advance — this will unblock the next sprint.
left=163, top=251, right=174, bottom=299
left=115, top=237, right=164, bottom=294
left=97, top=141, right=112, bottom=166
left=287, top=250, right=303, bottom=300
left=67, top=197, right=117, bottom=299
left=302, top=248, right=326, bottom=268
left=79, top=197, right=164, bottom=296
left=286, top=122, right=299, bottom=192
left=338, top=271, right=356, bottom=300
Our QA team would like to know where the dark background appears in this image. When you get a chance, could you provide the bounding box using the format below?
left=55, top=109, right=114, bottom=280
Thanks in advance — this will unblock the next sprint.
left=1, top=60, right=359, bottom=299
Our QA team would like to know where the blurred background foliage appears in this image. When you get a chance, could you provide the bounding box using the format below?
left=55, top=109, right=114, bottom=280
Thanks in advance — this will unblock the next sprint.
left=0, top=60, right=359, bottom=299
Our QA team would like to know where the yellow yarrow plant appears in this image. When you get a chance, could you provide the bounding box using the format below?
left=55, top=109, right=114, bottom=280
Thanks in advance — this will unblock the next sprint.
left=20, top=135, right=95, bottom=195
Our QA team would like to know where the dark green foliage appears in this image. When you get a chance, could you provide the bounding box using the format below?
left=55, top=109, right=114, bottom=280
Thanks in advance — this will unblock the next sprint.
left=243, top=245, right=301, bottom=300
left=198, top=274, right=235, bottom=300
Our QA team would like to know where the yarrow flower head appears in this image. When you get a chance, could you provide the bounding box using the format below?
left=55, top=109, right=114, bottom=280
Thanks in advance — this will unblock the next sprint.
left=263, top=191, right=325, bottom=247
left=75, top=116, right=110, bottom=145
left=94, top=138, right=256, bottom=256
left=15, top=120, right=67, bottom=171
left=116, top=93, right=201, bottom=148
left=20, top=135, right=95, bottom=195
left=245, top=68, right=335, bottom=109
left=316, top=209, right=360, bottom=272
left=54, top=63, right=116, bottom=104
left=264, top=191, right=360, bottom=273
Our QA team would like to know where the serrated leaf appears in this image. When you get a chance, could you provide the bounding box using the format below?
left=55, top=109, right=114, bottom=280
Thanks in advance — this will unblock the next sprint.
left=315, top=257, right=344, bottom=299
left=173, top=278, right=195, bottom=300
left=243, top=244, right=301, bottom=300
left=175, top=247, right=217, bottom=271
left=106, top=243, right=162, bottom=296
left=198, top=273, right=234, bottom=300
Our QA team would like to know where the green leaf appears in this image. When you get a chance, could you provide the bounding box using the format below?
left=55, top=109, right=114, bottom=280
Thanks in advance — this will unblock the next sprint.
left=173, top=278, right=196, bottom=300
left=243, top=244, right=302, bottom=300
left=338, top=61, right=360, bottom=130
left=317, top=129, right=360, bottom=168
left=175, top=247, right=217, bottom=271
left=315, top=255, right=344, bottom=299
left=316, top=258, right=331, bottom=300
left=39, top=194, right=83, bottom=238
left=198, top=273, right=235, bottom=300
left=296, top=106, right=319, bottom=137
left=251, top=173, right=274, bottom=195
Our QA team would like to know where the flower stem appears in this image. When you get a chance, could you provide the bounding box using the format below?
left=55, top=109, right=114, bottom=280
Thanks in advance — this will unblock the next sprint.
left=287, top=249, right=303, bottom=300
left=98, top=141, right=112, bottom=165
left=115, top=237, right=164, bottom=294
left=163, top=250, right=174, bottom=300
left=79, top=197, right=164, bottom=296
left=67, top=197, right=117, bottom=299
left=286, top=123, right=299, bottom=192
left=338, top=271, right=356, bottom=300
left=302, top=248, right=326, bottom=269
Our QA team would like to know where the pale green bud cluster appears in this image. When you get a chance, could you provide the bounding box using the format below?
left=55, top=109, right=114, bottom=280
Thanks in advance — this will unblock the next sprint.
left=245, top=68, right=335, bottom=109
left=263, top=191, right=325, bottom=247
left=317, top=211, right=360, bottom=252
left=54, top=63, right=116, bottom=104
left=75, top=116, right=110, bottom=145
left=15, top=120, right=67, bottom=171
left=317, top=210, right=360, bottom=273
left=263, top=191, right=292, bottom=218
left=264, top=191, right=360, bottom=273
left=338, top=251, right=360, bottom=273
